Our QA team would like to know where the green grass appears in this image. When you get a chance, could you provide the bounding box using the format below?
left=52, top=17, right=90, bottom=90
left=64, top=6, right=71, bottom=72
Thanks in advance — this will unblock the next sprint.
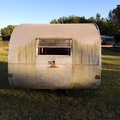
left=0, top=48, right=120, bottom=120
left=0, top=41, right=9, bottom=47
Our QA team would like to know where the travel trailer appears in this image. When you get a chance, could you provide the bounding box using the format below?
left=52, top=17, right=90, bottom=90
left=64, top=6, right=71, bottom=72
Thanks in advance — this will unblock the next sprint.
left=8, top=24, right=101, bottom=90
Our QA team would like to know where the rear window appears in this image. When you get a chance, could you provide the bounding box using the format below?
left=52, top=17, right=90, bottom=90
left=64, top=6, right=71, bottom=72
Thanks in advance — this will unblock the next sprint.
left=36, top=39, right=72, bottom=56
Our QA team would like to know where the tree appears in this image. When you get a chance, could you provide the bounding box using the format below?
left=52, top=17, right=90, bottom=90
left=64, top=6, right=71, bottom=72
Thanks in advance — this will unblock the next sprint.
left=88, top=17, right=96, bottom=23
left=50, top=15, right=89, bottom=24
left=108, top=5, right=120, bottom=34
left=93, top=14, right=111, bottom=35
left=114, top=34, right=120, bottom=45
left=50, top=19, right=58, bottom=24
left=0, top=25, right=16, bottom=41
left=50, top=8, right=120, bottom=36
left=96, top=13, right=101, bottom=22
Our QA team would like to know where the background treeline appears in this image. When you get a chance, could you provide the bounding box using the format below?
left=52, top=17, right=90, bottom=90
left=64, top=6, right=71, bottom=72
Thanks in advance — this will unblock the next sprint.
left=0, top=5, right=120, bottom=41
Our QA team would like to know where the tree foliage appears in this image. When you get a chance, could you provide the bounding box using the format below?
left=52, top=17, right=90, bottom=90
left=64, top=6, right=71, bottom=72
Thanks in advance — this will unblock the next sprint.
left=108, top=5, right=120, bottom=23
left=108, top=5, right=120, bottom=35
left=50, top=15, right=89, bottom=24
left=0, top=25, right=16, bottom=41
left=114, top=34, right=120, bottom=44
left=50, top=5, right=120, bottom=36
left=50, top=14, right=109, bottom=35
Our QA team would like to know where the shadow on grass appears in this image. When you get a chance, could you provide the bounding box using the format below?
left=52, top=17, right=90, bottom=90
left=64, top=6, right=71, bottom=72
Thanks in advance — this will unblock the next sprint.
left=102, top=48, right=120, bottom=56
left=0, top=61, right=9, bottom=89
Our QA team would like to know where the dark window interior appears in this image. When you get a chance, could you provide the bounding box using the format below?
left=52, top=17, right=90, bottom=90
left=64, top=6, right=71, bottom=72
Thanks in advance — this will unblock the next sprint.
left=38, top=48, right=70, bottom=55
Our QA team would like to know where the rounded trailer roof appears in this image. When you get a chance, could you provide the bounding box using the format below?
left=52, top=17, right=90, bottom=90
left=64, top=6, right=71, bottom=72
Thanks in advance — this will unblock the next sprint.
left=10, top=23, right=100, bottom=49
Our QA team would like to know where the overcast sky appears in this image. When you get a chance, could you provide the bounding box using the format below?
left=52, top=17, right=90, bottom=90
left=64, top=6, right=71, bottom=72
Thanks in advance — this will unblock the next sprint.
left=0, top=0, right=119, bottom=29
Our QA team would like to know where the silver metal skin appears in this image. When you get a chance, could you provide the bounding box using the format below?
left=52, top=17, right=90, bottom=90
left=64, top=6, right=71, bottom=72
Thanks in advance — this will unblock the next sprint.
left=8, top=24, right=101, bottom=90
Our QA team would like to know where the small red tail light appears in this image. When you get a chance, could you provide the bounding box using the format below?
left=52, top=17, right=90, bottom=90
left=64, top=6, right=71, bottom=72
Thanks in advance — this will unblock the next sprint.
left=95, top=75, right=100, bottom=79
left=8, top=73, right=13, bottom=77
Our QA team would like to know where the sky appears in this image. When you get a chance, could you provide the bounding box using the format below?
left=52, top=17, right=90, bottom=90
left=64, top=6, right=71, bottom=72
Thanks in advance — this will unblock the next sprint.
left=0, top=0, right=119, bottom=29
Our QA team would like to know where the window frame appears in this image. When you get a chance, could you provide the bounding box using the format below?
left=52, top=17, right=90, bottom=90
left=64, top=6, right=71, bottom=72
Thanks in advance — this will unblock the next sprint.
left=36, top=38, right=72, bottom=56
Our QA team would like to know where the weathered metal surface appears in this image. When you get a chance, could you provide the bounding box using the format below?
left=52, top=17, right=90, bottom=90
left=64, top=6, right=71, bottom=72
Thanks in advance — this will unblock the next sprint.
left=8, top=24, right=101, bottom=90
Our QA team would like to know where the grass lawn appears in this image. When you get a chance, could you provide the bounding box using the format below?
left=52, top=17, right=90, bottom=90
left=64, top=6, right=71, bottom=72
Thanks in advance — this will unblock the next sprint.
left=0, top=41, right=9, bottom=47
left=0, top=48, right=120, bottom=120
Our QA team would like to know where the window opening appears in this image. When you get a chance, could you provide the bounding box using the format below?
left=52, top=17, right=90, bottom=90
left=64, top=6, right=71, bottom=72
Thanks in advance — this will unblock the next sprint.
left=37, top=39, right=72, bottom=55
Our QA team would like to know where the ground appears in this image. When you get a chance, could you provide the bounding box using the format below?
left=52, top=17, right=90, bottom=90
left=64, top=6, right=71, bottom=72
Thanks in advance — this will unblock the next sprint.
left=0, top=46, right=120, bottom=120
